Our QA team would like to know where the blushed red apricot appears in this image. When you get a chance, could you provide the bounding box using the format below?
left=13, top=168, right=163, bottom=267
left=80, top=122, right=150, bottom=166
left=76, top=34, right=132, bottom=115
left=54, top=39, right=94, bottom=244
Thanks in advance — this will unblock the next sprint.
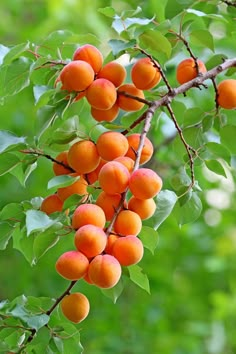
left=176, top=58, right=207, bottom=84
left=98, top=161, right=130, bottom=195
left=128, top=196, right=156, bottom=220
left=97, top=61, right=126, bottom=87
left=57, top=176, right=88, bottom=202
left=53, top=151, right=72, bottom=176
left=61, top=292, right=90, bottom=323
left=112, top=235, right=144, bottom=266
left=95, top=191, right=122, bottom=221
left=86, top=78, right=117, bottom=110
left=59, top=60, right=94, bottom=92
left=114, top=156, right=135, bottom=173
left=74, top=225, right=107, bottom=258
left=88, top=254, right=122, bottom=288
left=40, top=194, right=63, bottom=215
left=217, top=79, right=236, bottom=109
left=96, top=131, right=129, bottom=161
left=131, top=57, right=161, bottom=90
left=117, top=84, right=145, bottom=112
left=91, top=103, right=119, bottom=122
left=55, top=250, right=89, bottom=280
left=125, top=133, right=154, bottom=165
left=129, top=168, right=162, bottom=199
left=73, top=44, right=103, bottom=73
left=72, top=203, right=106, bottom=230
left=113, top=209, right=142, bottom=236
left=104, top=234, right=120, bottom=254
left=68, top=140, right=100, bottom=174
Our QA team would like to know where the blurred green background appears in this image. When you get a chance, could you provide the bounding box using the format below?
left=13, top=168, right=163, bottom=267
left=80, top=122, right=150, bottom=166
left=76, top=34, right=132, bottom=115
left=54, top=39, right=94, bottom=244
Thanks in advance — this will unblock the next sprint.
left=0, top=1, right=236, bottom=353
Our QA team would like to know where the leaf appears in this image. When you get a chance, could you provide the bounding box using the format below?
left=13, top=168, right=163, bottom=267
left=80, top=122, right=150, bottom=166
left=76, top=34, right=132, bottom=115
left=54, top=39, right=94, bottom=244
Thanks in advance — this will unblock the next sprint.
left=128, top=264, right=150, bottom=293
left=0, top=203, right=24, bottom=221
left=0, top=44, right=9, bottom=65
left=0, top=222, right=14, bottom=250
left=139, top=226, right=159, bottom=254
left=0, top=152, right=20, bottom=176
left=150, top=190, right=178, bottom=230
left=112, top=15, right=154, bottom=35
left=205, top=160, right=227, bottom=178
left=0, top=130, right=26, bottom=154
left=3, top=42, right=30, bottom=64
left=139, top=30, right=172, bottom=58
left=205, top=142, right=231, bottom=165
left=220, top=125, right=236, bottom=155
left=98, top=6, right=116, bottom=18
left=33, top=230, right=59, bottom=261
left=175, top=192, right=202, bottom=225
left=47, top=175, right=77, bottom=190
left=183, top=107, right=204, bottom=127
left=25, top=209, right=61, bottom=236
left=108, top=39, right=136, bottom=56
left=190, top=29, right=214, bottom=52
left=101, top=278, right=124, bottom=303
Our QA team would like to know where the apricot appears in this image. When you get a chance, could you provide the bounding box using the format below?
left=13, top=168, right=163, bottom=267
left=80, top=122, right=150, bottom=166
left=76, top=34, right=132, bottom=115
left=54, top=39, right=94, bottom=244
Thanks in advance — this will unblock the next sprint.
left=104, top=234, right=120, bottom=254
left=74, top=224, right=107, bottom=258
left=112, top=235, right=144, bottom=266
left=72, top=44, right=103, bottom=73
left=53, top=151, right=72, bottom=176
left=117, top=84, right=145, bottom=112
left=84, top=159, right=107, bottom=185
left=131, top=57, right=161, bottom=90
left=91, top=103, right=119, bottom=122
left=97, top=61, right=126, bottom=87
left=125, top=133, right=154, bottom=165
left=61, top=292, right=90, bottom=323
left=98, top=161, right=130, bottom=195
left=176, top=58, right=207, bottom=84
left=129, top=168, right=162, bottom=199
left=55, top=250, right=89, bottom=280
left=59, top=60, right=94, bottom=92
left=40, top=194, right=63, bottom=215
left=88, top=254, right=122, bottom=288
left=217, top=79, right=236, bottom=109
left=128, top=196, right=156, bottom=220
left=96, top=131, right=129, bottom=161
left=113, top=209, right=142, bottom=236
left=95, top=191, right=122, bottom=221
left=72, top=203, right=106, bottom=230
left=68, top=140, right=100, bottom=174
left=86, top=78, right=117, bottom=110
left=57, top=176, right=88, bottom=202
left=114, top=156, right=135, bottom=173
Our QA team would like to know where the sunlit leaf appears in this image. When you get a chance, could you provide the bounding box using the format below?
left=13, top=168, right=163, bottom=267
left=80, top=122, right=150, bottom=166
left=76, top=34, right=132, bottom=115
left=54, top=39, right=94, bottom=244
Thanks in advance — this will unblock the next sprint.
left=25, top=209, right=61, bottom=236
left=3, top=42, right=30, bottom=64
left=0, top=222, right=14, bottom=250
left=128, top=264, right=150, bottom=293
left=205, top=159, right=227, bottom=178
left=0, top=152, right=20, bottom=176
left=150, top=190, right=178, bottom=230
left=139, top=30, right=172, bottom=58
left=0, top=131, right=26, bottom=154
left=139, top=226, right=159, bottom=254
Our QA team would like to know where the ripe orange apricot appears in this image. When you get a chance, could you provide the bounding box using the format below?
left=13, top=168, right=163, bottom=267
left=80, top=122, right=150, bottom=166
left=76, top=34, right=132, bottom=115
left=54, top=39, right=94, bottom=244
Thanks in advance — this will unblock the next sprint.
left=98, top=161, right=130, bottom=195
left=86, top=78, right=117, bottom=110
left=217, top=79, right=236, bottom=109
left=112, top=235, right=144, bottom=266
left=97, top=61, right=127, bottom=87
left=57, top=176, right=88, bottom=202
left=61, top=292, right=90, bottom=323
left=40, top=194, right=63, bottom=215
left=74, top=225, right=107, bottom=258
left=88, top=254, right=122, bottom=288
left=114, top=156, right=135, bottom=173
left=68, top=140, right=100, bottom=174
left=96, top=131, right=129, bottom=161
left=117, top=84, right=145, bottom=112
left=113, top=209, right=142, bottom=236
left=84, top=159, right=107, bottom=185
left=59, top=60, right=94, bottom=92
left=95, top=191, right=122, bottom=221
left=91, top=103, right=120, bottom=122
left=72, top=203, right=106, bottom=230
left=125, top=133, right=154, bottom=165
left=128, top=196, right=156, bottom=220
left=131, top=57, right=161, bottom=90
left=104, top=234, right=120, bottom=254
left=72, top=44, right=103, bottom=73
left=176, top=58, right=207, bottom=84
left=53, top=151, right=72, bottom=176
left=55, top=250, right=89, bottom=280
left=129, top=168, right=162, bottom=199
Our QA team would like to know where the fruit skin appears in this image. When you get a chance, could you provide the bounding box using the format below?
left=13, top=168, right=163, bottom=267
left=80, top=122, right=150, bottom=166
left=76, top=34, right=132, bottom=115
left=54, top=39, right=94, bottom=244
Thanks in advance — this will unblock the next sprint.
left=84, top=159, right=107, bottom=185
left=125, top=133, right=154, bottom=165
left=68, top=140, right=100, bottom=174
left=104, top=234, right=120, bottom=254
left=59, top=60, right=94, bottom=92
left=86, top=78, right=117, bottom=110
left=61, top=292, right=90, bottom=323
left=95, top=191, right=123, bottom=221
left=112, top=235, right=144, bottom=266
left=98, top=161, right=130, bottom=195
left=129, top=168, right=162, bottom=199
left=57, top=176, right=88, bottom=202
left=72, top=44, right=103, bottom=73
left=176, top=58, right=207, bottom=84
left=113, top=209, right=142, bottom=236
left=72, top=203, right=106, bottom=230
left=97, top=61, right=126, bottom=87
left=40, top=194, right=63, bottom=215
left=74, top=224, right=107, bottom=258
left=131, top=57, right=161, bottom=90
left=88, top=254, right=122, bottom=288
left=91, top=103, right=119, bottom=123
left=217, top=79, right=236, bottom=109
left=53, top=151, right=72, bottom=176
left=96, top=131, right=129, bottom=161
left=128, top=196, right=156, bottom=220
left=114, top=156, right=135, bottom=173
left=117, top=84, right=145, bottom=112
left=55, top=250, right=89, bottom=280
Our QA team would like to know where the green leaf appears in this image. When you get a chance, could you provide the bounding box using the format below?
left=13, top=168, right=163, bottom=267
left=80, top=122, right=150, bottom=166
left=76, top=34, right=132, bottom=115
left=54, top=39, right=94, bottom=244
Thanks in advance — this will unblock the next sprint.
left=112, top=15, right=154, bottom=35
left=139, top=226, right=159, bottom=254
left=183, top=107, right=204, bottom=127
left=190, top=29, right=214, bottom=52
left=139, top=30, right=172, bottom=58
left=0, top=130, right=26, bottom=153
left=51, top=116, right=79, bottom=145
left=98, top=6, right=116, bottom=18
left=0, top=44, right=9, bottom=64
left=151, top=190, right=178, bottom=230
left=205, top=142, right=231, bottom=165
left=101, top=278, right=124, bottom=303
left=25, top=209, right=61, bottom=236
left=0, top=202, right=24, bottom=221
left=175, top=192, right=202, bottom=225
left=33, top=230, right=59, bottom=261
left=33, top=85, right=56, bottom=107
left=108, top=39, right=136, bottom=56
left=220, top=125, right=236, bottom=155
left=0, top=222, right=13, bottom=250
left=47, top=175, right=77, bottom=190
left=128, top=264, right=150, bottom=293
left=3, top=42, right=30, bottom=64
left=0, top=152, right=20, bottom=176
left=205, top=160, right=227, bottom=178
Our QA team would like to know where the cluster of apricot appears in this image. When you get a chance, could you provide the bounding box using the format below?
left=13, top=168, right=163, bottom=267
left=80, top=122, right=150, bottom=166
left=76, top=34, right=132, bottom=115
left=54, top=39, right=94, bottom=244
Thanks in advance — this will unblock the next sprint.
left=40, top=129, right=162, bottom=323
